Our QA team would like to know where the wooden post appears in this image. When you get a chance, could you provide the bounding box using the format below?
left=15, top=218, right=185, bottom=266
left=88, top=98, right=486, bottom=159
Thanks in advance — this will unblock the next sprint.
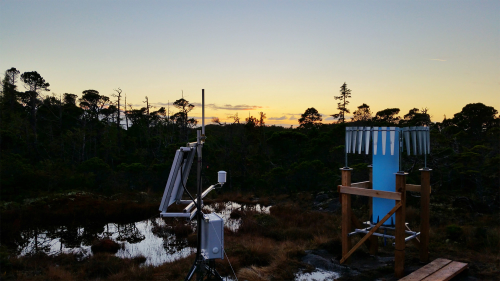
left=341, top=167, right=353, bottom=264
left=368, top=165, right=378, bottom=255
left=395, top=172, right=407, bottom=278
left=368, top=165, right=373, bottom=217
left=420, top=168, right=431, bottom=263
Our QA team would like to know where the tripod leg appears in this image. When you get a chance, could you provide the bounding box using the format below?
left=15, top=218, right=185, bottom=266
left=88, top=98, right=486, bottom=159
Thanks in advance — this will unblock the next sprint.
left=205, top=260, right=223, bottom=281
left=185, top=260, right=197, bottom=281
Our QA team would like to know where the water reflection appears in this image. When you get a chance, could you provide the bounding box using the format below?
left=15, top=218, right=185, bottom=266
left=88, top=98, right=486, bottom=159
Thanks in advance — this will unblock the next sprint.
left=295, top=269, right=340, bottom=281
left=204, top=201, right=270, bottom=232
left=13, top=202, right=270, bottom=266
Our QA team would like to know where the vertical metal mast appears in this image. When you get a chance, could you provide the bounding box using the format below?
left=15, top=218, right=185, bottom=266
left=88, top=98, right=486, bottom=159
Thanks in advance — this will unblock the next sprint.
left=202, top=89, right=205, bottom=136
left=195, top=90, right=204, bottom=280
left=196, top=130, right=202, bottom=280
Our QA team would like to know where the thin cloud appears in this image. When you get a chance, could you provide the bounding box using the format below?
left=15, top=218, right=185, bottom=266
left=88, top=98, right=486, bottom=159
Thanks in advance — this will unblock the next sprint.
left=131, top=103, right=144, bottom=107
left=191, top=116, right=217, bottom=120
left=154, top=102, right=172, bottom=106
left=155, top=102, right=262, bottom=111
left=289, top=115, right=296, bottom=120
left=209, top=104, right=263, bottom=111
left=268, top=115, right=287, bottom=121
left=428, top=59, right=446, bottom=61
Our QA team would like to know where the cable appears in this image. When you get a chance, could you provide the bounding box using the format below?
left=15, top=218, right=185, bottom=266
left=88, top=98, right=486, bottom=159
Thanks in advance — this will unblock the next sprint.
left=180, top=164, right=197, bottom=205
left=223, top=249, right=238, bottom=281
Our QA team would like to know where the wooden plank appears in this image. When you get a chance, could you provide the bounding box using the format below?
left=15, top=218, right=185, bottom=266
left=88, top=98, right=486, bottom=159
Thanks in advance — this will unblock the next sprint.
left=399, top=258, right=452, bottom=281
left=420, top=169, right=432, bottom=263
left=341, top=168, right=352, bottom=264
left=421, top=261, right=468, bottom=281
left=351, top=181, right=371, bottom=188
left=340, top=185, right=401, bottom=200
left=395, top=172, right=407, bottom=278
left=406, top=184, right=432, bottom=193
left=341, top=168, right=352, bottom=186
left=340, top=202, right=402, bottom=264
left=341, top=193, right=351, bottom=263
left=368, top=165, right=373, bottom=218
left=368, top=165, right=378, bottom=255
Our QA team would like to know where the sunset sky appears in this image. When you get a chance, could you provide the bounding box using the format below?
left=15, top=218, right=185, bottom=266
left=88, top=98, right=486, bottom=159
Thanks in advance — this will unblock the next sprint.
left=1, top=0, right=498, bottom=126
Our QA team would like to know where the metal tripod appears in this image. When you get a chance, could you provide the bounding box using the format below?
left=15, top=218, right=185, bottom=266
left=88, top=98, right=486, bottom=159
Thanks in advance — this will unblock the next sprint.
left=184, top=130, right=222, bottom=281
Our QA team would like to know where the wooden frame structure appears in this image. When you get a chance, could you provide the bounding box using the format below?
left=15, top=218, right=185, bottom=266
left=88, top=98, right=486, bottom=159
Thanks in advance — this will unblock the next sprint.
left=339, top=167, right=431, bottom=278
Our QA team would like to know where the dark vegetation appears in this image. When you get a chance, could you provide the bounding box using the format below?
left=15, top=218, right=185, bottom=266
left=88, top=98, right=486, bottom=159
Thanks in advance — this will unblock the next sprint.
left=1, top=68, right=499, bottom=280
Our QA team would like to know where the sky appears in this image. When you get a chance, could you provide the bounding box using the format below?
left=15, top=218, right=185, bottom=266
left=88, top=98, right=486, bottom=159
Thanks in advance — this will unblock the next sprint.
left=1, top=0, right=498, bottom=126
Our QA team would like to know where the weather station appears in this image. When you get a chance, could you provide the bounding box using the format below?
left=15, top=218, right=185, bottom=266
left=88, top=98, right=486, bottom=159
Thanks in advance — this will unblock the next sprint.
left=159, top=89, right=231, bottom=281
left=338, top=126, right=432, bottom=278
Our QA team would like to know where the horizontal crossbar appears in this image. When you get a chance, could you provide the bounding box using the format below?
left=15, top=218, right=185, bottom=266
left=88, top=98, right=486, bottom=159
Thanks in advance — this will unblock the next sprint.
left=406, top=184, right=432, bottom=194
left=339, top=185, right=401, bottom=200
left=351, top=181, right=371, bottom=188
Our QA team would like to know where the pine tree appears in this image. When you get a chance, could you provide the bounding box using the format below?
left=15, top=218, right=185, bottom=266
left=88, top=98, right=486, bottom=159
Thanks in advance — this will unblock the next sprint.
left=331, top=82, right=351, bottom=123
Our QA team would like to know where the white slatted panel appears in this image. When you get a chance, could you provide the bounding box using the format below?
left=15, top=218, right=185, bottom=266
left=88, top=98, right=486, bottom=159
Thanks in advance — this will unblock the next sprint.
left=381, top=127, right=387, bottom=155
left=365, top=127, right=371, bottom=154
left=389, top=127, right=396, bottom=155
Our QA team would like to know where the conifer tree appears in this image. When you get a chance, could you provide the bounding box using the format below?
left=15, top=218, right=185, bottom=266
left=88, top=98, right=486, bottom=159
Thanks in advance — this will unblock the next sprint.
left=331, top=82, right=351, bottom=123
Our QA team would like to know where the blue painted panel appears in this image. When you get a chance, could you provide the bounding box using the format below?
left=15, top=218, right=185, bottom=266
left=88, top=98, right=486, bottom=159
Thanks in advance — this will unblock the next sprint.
left=372, top=128, right=399, bottom=226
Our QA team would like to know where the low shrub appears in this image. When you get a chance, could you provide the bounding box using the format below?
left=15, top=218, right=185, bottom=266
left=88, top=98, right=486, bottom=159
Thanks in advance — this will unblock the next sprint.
left=91, top=238, right=122, bottom=254
left=446, top=224, right=463, bottom=241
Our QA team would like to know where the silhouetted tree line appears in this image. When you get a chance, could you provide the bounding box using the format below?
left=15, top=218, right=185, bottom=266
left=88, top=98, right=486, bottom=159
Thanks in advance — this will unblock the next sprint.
left=1, top=68, right=498, bottom=211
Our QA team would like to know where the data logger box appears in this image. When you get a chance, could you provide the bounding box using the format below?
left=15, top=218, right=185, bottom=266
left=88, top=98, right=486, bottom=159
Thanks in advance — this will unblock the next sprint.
left=201, top=213, right=224, bottom=260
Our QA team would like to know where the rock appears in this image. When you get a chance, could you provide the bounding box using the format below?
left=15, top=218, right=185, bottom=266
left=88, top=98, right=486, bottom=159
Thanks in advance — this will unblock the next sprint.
left=327, top=199, right=341, bottom=212
left=315, top=193, right=329, bottom=203
left=376, top=256, right=395, bottom=264
left=301, top=250, right=352, bottom=273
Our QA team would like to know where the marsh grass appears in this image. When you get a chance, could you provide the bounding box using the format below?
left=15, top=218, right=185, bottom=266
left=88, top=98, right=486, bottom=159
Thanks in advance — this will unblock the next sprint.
left=2, top=192, right=498, bottom=280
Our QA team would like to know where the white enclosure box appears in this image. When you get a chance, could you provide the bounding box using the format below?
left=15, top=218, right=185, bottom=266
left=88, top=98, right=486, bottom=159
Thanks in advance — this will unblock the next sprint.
left=201, top=213, right=224, bottom=260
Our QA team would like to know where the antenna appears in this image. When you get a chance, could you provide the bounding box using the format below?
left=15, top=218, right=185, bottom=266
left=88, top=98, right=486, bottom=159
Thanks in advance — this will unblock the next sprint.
left=159, top=89, right=226, bottom=281
left=202, top=89, right=205, bottom=136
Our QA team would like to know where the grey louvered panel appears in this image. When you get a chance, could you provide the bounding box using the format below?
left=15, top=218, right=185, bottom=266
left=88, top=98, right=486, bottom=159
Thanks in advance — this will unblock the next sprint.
left=403, top=127, right=411, bottom=156
left=381, top=127, right=387, bottom=155
left=418, top=128, right=424, bottom=155
left=365, top=127, right=371, bottom=155
left=426, top=127, right=431, bottom=154
left=358, top=127, right=364, bottom=154
left=421, top=127, right=427, bottom=154
left=352, top=127, right=358, bottom=154
left=345, top=127, right=351, bottom=153
left=389, top=127, right=396, bottom=155
left=411, top=126, right=417, bottom=155
left=373, top=127, right=379, bottom=155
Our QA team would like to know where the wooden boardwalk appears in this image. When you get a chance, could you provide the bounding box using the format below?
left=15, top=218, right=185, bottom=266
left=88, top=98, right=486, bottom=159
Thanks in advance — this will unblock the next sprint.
left=399, top=258, right=468, bottom=281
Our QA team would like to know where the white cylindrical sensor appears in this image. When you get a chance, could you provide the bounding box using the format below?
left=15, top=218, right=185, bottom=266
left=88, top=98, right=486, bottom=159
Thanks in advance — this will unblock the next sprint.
left=218, top=171, right=227, bottom=184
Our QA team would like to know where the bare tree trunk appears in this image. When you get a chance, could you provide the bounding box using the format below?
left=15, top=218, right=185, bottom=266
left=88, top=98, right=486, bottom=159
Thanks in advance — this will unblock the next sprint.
left=125, top=94, right=129, bottom=129
left=145, top=96, right=150, bottom=139
left=29, top=91, right=39, bottom=152
left=114, top=88, right=122, bottom=152
left=115, top=88, right=122, bottom=129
